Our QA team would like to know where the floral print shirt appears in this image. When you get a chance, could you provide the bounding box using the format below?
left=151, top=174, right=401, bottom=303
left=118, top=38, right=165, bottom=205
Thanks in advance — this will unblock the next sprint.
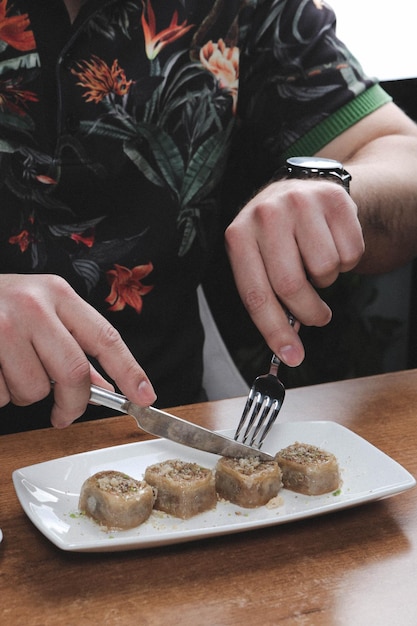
left=0, top=0, right=390, bottom=414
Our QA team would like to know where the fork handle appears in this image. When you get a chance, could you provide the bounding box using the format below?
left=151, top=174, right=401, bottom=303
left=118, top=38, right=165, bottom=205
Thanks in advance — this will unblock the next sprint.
left=271, top=353, right=281, bottom=367
left=269, top=353, right=281, bottom=376
left=287, top=311, right=296, bottom=327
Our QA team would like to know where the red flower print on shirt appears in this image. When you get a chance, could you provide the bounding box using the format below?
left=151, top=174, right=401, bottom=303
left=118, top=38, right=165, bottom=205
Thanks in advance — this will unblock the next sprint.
left=71, top=56, right=132, bottom=104
left=141, top=0, right=193, bottom=60
left=9, top=229, right=33, bottom=252
left=106, top=262, right=154, bottom=314
left=0, top=77, right=38, bottom=116
left=0, top=0, right=35, bottom=51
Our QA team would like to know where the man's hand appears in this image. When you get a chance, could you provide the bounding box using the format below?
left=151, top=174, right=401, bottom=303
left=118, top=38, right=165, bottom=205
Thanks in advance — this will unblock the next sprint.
left=225, top=178, right=365, bottom=366
left=0, top=274, right=156, bottom=428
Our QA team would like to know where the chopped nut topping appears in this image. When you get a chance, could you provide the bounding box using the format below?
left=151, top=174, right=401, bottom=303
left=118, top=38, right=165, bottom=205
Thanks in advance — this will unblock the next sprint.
left=95, top=472, right=144, bottom=495
left=221, top=456, right=277, bottom=476
left=147, top=459, right=211, bottom=481
left=277, top=442, right=334, bottom=465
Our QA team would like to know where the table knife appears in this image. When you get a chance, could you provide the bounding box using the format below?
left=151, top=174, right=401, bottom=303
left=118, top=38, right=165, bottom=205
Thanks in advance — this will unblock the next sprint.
left=89, top=384, right=274, bottom=461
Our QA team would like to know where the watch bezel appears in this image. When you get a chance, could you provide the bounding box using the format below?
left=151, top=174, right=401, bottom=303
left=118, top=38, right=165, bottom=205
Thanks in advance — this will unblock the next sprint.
left=283, top=156, right=351, bottom=192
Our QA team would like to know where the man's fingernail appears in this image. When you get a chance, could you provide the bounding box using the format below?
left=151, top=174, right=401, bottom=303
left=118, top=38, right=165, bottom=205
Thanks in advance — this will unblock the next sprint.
left=51, top=416, right=73, bottom=429
left=138, top=380, right=157, bottom=404
left=277, top=345, right=302, bottom=366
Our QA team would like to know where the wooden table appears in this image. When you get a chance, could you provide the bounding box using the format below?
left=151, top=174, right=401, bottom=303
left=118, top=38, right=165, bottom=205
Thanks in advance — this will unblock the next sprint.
left=1, top=370, right=417, bottom=625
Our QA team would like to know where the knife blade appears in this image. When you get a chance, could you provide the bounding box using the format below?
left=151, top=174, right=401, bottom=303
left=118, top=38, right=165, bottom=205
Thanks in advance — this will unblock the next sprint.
left=89, top=384, right=274, bottom=461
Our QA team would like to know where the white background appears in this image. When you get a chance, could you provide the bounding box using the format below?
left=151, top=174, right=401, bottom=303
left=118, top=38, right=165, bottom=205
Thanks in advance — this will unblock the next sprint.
left=329, top=0, right=417, bottom=81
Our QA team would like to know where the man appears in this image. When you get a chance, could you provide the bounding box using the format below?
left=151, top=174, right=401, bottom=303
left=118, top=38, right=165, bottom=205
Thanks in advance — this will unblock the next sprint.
left=1, top=0, right=417, bottom=432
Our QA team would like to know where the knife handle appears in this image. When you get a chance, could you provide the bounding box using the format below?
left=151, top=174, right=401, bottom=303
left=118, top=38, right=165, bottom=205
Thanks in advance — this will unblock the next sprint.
left=89, top=385, right=128, bottom=413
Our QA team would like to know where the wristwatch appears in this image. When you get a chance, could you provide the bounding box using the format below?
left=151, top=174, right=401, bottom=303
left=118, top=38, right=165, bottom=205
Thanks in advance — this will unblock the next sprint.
left=279, top=156, right=351, bottom=193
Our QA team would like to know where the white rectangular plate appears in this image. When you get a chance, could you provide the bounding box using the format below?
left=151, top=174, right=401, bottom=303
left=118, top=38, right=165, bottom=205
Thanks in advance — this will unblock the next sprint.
left=12, top=421, right=416, bottom=552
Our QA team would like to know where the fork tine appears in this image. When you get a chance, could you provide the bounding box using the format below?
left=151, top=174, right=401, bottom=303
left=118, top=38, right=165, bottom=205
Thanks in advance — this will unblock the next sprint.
left=254, top=397, right=284, bottom=448
left=240, top=392, right=265, bottom=442
left=237, top=392, right=273, bottom=446
left=235, top=386, right=285, bottom=449
left=234, top=386, right=257, bottom=441
left=246, top=396, right=274, bottom=446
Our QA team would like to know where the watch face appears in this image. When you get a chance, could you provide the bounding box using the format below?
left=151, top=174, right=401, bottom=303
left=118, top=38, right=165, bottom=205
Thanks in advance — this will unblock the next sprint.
left=287, top=156, right=344, bottom=171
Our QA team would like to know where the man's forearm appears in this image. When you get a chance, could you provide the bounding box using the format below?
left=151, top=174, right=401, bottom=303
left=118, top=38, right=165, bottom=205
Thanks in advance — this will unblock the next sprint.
left=318, top=103, right=417, bottom=274
left=347, top=134, right=417, bottom=274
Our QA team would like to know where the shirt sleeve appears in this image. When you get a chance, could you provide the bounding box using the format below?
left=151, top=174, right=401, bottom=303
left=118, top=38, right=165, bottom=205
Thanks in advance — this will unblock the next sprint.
left=237, top=0, right=392, bottom=168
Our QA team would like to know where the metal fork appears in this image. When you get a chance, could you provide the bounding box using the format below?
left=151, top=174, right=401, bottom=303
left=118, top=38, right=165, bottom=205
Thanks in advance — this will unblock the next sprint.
left=234, top=314, right=295, bottom=449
